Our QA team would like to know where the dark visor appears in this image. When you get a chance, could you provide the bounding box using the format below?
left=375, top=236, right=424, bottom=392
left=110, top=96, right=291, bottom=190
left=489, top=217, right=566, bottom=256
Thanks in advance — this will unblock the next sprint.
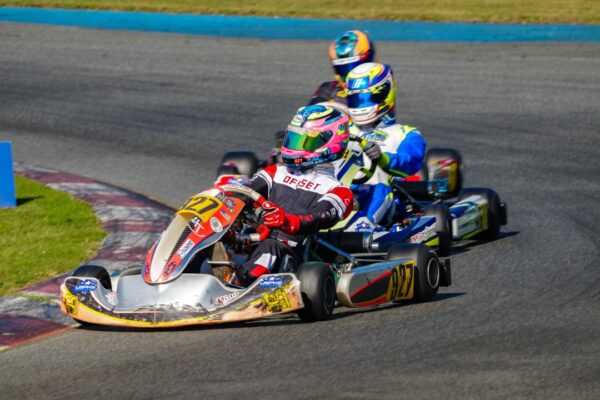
left=347, top=81, right=391, bottom=108
left=284, top=129, right=332, bottom=152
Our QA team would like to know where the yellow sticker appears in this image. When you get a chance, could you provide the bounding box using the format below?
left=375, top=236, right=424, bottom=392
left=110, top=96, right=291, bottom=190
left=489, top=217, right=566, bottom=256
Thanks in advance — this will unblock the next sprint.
left=386, top=262, right=415, bottom=301
left=262, top=289, right=291, bottom=313
left=63, top=291, right=79, bottom=317
left=177, top=195, right=222, bottom=221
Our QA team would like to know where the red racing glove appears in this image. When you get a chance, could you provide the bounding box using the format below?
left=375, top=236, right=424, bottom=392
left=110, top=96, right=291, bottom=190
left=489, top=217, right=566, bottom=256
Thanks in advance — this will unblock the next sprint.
left=262, top=201, right=300, bottom=235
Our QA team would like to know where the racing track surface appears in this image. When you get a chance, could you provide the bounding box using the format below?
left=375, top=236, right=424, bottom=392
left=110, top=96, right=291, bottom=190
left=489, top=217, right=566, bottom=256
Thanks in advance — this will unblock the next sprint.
left=1, top=23, right=599, bottom=399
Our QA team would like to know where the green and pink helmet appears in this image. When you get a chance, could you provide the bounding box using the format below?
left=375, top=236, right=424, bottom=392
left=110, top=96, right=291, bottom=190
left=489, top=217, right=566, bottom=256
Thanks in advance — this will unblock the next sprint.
left=281, top=105, right=350, bottom=168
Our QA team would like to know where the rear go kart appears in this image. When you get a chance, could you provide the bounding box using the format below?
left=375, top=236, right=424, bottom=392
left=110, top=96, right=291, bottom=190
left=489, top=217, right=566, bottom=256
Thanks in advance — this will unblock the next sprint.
left=61, top=184, right=451, bottom=328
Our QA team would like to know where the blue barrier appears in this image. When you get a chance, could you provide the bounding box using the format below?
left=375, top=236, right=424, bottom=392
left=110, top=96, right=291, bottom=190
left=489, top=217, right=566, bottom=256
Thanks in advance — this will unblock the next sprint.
left=0, top=141, right=17, bottom=208
left=1, top=7, right=600, bottom=42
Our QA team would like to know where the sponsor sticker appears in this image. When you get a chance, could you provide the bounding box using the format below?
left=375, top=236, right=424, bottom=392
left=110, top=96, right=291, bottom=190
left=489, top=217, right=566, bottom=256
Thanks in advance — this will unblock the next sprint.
left=73, top=279, right=98, bottom=294
left=409, top=226, right=436, bottom=244
left=210, top=217, right=223, bottom=233
left=261, top=289, right=292, bottom=313
left=258, top=276, right=284, bottom=288
left=177, top=238, right=194, bottom=259
left=215, top=291, right=240, bottom=304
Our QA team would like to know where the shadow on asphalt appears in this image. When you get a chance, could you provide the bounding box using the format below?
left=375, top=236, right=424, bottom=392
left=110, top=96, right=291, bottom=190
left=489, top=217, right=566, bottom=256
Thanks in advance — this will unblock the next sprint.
left=449, top=230, right=520, bottom=255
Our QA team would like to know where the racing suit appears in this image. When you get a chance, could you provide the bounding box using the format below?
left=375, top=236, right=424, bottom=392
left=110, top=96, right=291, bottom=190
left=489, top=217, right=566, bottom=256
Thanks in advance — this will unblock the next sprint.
left=308, top=81, right=347, bottom=106
left=345, top=114, right=426, bottom=227
left=237, top=163, right=353, bottom=285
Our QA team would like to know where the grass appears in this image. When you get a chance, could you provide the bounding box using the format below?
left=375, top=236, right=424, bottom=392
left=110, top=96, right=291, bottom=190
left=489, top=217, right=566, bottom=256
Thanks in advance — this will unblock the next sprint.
left=0, top=176, right=105, bottom=296
left=0, top=0, right=599, bottom=23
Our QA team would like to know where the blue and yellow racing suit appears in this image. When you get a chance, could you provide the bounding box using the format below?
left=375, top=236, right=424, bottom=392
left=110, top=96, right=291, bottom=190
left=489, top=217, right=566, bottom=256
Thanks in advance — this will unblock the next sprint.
left=346, top=116, right=426, bottom=227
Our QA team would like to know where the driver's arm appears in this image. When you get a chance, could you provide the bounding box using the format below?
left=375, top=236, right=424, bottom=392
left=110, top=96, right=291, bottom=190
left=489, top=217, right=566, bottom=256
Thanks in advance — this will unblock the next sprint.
left=245, top=164, right=277, bottom=199
left=292, top=186, right=353, bottom=234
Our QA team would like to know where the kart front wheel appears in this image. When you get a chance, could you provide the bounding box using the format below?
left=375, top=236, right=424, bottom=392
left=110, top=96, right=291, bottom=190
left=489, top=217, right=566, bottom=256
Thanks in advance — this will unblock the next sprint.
left=296, top=262, right=336, bottom=322
left=72, top=265, right=112, bottom=290
left=386, top=244, right=441, bottom=302
left=71, top=265, right=112, bottom=326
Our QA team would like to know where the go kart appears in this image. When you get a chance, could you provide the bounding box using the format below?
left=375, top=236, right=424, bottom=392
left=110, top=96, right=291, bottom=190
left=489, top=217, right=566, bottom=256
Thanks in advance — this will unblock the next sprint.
left=60, top=184, right=451, bottom=328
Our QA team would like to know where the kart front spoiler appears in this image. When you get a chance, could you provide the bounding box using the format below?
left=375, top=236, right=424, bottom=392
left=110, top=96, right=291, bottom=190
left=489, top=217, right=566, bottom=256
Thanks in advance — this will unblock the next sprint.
left=60, top=273, right=303, bottom=328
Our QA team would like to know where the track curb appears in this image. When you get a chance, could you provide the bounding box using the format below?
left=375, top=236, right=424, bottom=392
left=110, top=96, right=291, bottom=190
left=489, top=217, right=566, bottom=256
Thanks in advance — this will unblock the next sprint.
left=0, top=163, right=174, bottom=350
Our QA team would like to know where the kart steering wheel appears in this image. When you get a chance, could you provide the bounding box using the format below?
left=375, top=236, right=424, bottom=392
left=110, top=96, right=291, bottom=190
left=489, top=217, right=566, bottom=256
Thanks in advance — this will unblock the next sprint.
left=219, top=184, right=271, bottom=241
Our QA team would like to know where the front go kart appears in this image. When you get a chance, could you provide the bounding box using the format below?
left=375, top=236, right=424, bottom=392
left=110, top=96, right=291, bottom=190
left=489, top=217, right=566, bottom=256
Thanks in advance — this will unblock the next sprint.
left=60, top=184, right=314, bottom=328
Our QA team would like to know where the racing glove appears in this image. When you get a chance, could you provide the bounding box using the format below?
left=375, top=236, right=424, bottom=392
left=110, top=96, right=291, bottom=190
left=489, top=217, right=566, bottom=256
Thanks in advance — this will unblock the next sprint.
left=362, top=141, right=394, bottom=172
left=261, top=201, right=300, bottom=235
left=363, top=141, right=382, bottom=161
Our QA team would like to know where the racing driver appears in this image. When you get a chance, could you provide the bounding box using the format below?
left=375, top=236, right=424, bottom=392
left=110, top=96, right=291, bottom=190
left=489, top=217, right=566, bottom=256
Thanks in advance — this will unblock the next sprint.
left=235, top=105, right=353, bottom=286
left=308, top=30, right=376, bottom=106
left=343, top=62, right=426, bottom=228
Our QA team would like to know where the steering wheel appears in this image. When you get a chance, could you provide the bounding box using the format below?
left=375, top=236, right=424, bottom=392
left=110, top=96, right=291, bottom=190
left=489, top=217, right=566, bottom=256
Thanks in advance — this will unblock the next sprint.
left=219, top=184, right=271, bottom=241
left=348, top=135, right=378, bottom=185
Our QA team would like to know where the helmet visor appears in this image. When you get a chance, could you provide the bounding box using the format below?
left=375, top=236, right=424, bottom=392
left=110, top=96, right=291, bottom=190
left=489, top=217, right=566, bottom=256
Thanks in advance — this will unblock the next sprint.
left=347, top=81, right=391, bottom=109
left=284, top=128, right=332, bottom=152
left=333, top=59, right=361, bottom=82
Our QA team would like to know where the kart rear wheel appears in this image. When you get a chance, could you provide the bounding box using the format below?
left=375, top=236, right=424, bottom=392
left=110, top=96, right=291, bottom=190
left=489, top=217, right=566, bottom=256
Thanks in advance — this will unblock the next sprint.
left=296, top=262, right=336, bottom=322
left=386, top=244, right=440, bottom=302
left=458, top=188, right=502, bottom=241
left=218, top=151, right=259, bottom=178
left=425, top=148, right=463, bottom=198
left=422, top=204, right=452, bottom=257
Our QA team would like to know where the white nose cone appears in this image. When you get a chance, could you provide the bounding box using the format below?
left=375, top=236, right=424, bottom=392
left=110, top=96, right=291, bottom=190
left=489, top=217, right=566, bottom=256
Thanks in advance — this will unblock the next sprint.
left=149, top=215, right=190, bottom=283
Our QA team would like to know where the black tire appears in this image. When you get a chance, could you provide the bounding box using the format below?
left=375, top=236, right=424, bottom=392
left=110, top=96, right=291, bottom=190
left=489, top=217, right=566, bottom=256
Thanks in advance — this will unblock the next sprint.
left=458, top=188, right=501, bottom=241
left=216, top=165, right=240, bottom=178
left=71, top=265, right=112, bottom=326
left=386, top=243, right=440, bottom=302
left=72, top=265, right=112, bottom=290
left=296, top=262, right=336, bottom=322
left=425, top=148, right=464, bottom=198
left=422, top=204, right=452, bottom=257
left=219, top=151, right=259, bottom=178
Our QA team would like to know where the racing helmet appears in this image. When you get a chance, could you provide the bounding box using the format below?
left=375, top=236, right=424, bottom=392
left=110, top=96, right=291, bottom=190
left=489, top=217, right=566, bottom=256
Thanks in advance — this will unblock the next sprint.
left=281, top=104, right=350, bottom=168
left=345, top=62, right=396, bottom=126
left=329, top=30, right=375, bottom=87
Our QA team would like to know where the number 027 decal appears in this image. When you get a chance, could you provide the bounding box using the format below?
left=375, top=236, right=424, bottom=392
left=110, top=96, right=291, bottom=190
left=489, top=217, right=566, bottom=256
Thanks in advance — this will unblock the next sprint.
left=178, top=195, right=221, bottom=221
left=387, top=263, right=414, bottom=301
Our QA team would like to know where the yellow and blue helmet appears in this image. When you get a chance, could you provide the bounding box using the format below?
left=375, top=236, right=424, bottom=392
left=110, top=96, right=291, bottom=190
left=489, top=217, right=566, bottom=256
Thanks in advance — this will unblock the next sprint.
left=329, top=30, right=375, bottom=87
left=345, top=62, right=396, bottom=126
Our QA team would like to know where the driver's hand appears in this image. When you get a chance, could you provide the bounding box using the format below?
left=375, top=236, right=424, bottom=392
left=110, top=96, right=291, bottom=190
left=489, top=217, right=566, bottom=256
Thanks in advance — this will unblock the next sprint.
left=262, top=201, right=300, bottom=235
left=262, top=201, right=285, bottom=227
left=363, top=141, right=382, bottom=161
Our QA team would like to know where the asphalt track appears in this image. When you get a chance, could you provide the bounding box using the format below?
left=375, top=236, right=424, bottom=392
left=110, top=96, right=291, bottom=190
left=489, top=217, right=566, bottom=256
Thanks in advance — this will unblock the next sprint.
left=1, top=23, right=599, bottom=399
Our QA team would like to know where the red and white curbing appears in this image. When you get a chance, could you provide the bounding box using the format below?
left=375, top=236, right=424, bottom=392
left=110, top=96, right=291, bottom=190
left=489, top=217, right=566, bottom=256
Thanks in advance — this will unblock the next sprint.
left=0, top=163, right=174, bottom=351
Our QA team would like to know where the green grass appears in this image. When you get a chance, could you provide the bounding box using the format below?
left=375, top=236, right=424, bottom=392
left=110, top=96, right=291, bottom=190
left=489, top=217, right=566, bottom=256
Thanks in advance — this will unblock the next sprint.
left=0, top=176, right=105, bottom=296
left=1, top=0, right=599, bottom=23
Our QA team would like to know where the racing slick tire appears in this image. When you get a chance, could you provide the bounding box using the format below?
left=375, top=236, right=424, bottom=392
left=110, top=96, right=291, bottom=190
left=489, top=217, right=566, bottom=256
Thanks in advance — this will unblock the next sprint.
left=458, top=188, right=503, bottom=241
left=216, top=165, right=241, bottom=178
left=72, top=265, right=112, bottom=290
left=386, top=244, right=441, bottom=302
left=71, top=265, right=112, bottom=326
left=218, top=151, right=259, bottom=178
left=296, top=262, right=336, bottom=322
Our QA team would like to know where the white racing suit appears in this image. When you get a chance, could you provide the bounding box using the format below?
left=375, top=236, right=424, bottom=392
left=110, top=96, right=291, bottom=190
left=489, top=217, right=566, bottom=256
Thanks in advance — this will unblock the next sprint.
left=238, top=163, right=353, bottom=285
left=342, top=117, right=426, bottom=229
